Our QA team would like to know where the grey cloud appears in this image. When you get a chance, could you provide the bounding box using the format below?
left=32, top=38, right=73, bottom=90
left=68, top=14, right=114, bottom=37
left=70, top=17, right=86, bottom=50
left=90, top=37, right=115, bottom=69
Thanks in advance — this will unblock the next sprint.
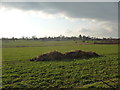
left=78, top=23, right=118, bottom=38
left=95, top=28, right=118, bottom=38
left=1, top=2, right=118, bottom=38
left=1, top=0, right=119, bottom=2
left=1, top=2, right=118, bottom=22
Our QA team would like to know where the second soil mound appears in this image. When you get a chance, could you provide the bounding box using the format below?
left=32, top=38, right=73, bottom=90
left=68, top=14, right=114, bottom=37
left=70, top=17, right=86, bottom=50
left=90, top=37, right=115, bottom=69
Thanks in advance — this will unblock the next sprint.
left=64, top=50, right=100, bottom=59
left=30, top=50, right=100, bottom=61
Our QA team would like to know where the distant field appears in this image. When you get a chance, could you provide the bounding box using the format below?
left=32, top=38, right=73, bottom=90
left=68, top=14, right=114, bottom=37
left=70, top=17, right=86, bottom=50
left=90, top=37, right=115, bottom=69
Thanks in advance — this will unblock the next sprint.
left=2, top=40, right=82, bottom=47
left=2, top=40, right=119, bottom=88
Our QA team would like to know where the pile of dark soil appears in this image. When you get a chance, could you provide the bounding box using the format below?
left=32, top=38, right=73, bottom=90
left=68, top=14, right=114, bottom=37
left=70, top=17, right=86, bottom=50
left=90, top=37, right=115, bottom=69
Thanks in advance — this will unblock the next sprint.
left=30, top=50, right=100, bottom=61
left=64, top=50, right=100, bottom=59
left=30, top=51, right=64, bottom=61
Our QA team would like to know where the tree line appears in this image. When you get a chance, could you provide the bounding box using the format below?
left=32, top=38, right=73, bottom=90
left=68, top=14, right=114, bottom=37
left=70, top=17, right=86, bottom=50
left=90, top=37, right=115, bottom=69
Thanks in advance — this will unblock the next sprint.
left=1, top=35, right=119, bottom=42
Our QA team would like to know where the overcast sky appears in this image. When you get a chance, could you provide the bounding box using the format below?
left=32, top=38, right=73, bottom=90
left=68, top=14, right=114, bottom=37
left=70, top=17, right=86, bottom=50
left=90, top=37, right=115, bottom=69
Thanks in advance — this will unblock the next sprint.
left=0, top=2, right=118, bottom=38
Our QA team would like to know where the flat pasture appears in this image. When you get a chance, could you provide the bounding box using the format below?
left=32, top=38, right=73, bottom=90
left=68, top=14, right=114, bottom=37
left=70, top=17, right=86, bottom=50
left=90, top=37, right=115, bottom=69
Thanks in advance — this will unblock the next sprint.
left=2, top=40, right=119, bottom=88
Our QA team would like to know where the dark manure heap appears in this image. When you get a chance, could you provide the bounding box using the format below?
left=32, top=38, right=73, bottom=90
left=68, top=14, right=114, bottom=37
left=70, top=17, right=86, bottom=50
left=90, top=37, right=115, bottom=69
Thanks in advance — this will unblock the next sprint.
left=30, top=50, right=100, bottom=61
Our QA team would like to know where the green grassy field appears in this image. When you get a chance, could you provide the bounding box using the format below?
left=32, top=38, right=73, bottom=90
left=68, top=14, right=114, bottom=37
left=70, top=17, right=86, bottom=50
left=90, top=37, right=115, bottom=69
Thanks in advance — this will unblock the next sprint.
left=2, top=40, right=119, bottom=88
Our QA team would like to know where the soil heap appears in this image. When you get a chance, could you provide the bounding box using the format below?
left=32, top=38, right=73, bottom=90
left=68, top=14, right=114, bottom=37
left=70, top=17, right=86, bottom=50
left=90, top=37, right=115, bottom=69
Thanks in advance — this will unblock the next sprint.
left=30, top=50, right=100, bottom=61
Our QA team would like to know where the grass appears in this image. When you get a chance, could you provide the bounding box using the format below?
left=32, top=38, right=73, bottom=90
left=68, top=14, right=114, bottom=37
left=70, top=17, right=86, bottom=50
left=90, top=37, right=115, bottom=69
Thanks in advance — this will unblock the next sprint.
left=2, top=40, right=119, bottom=88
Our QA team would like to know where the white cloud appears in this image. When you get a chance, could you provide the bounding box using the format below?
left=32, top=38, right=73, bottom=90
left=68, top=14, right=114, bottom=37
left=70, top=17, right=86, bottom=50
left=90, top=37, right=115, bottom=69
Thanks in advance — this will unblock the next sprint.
left=0, top=2, right=118, bottom=38
left=0, top=8, right=43, bottom=38
left=77, top=20, right=118, bottom=38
